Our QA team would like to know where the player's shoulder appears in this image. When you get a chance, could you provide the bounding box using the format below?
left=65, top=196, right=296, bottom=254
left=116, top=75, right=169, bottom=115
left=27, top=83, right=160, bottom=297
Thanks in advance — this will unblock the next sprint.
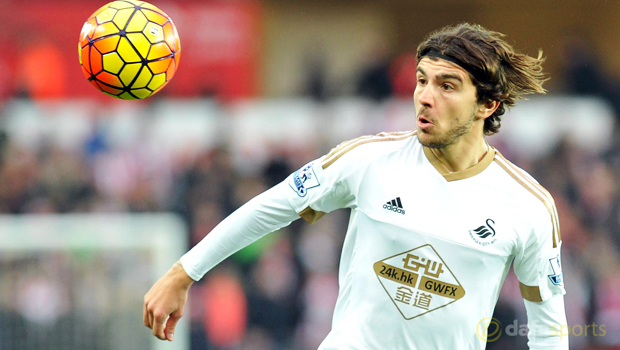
left=320, top=130, right=418, bottom=169
left=491, top=149, right=561, bottom=245
left=491, top=149, right=554, bottom=205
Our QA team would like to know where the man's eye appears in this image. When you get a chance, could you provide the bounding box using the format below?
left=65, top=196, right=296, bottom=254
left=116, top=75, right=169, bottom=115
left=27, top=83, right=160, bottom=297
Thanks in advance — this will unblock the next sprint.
left=417, top=78, right=427, bottom=85
left=442, top=83, right=453, bottom=90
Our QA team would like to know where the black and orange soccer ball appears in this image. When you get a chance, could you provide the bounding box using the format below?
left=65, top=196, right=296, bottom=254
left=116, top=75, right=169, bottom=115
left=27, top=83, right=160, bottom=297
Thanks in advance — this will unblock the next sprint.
left=79, top=0, right=181, bottom=100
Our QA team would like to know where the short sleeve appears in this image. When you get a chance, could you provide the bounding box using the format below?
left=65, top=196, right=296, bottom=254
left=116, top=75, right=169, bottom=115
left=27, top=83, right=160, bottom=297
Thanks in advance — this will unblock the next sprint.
left=513, top=206, right=566, bottom=302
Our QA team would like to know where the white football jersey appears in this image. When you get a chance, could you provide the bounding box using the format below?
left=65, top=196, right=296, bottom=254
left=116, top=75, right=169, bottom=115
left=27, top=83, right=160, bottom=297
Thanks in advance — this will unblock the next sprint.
left=181, top=131, right=567, bottom=349
left=283, top=131, right=565, bottom=349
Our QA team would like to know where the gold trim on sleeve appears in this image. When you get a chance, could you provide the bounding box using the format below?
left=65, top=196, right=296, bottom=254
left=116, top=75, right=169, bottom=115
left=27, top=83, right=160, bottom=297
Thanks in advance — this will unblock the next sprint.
left=299, top=206, right=326, bottom=224
left=519, top=282, right=543, bottom=302
left=494, top=152, right=561, bottom=248
left=321, top=131, right=417, bottom=169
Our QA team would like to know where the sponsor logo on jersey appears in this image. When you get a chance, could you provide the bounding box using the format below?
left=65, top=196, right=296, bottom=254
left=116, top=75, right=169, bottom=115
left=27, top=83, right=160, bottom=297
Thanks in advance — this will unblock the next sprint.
left=383, top=197, right=405, bottom=215
left=373, top=244, right=465, bottom=320
left=468, top=219, right=497, bottom=246
left=289, top=162, right=320, bottom=197
left=548, top=254, right=563, bottom=286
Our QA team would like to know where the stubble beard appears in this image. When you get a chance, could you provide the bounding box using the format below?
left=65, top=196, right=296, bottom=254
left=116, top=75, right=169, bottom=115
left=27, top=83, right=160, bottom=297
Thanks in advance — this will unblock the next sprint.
left=417, top=107, right=477, bottom=149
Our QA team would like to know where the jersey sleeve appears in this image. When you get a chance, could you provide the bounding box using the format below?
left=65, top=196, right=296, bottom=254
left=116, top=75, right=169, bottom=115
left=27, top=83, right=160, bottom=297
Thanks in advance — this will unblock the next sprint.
left=181, top=136, right=375, bottom=280
left=283, top=135, right=379, bottom=223
left=524, top=295, right=569, bottom=349
left=512, top=200, right=568, bottom=348
left=180, top=181, right=301, bottom=280
left=512, top=205, right=565, bottom=302
left=514, top=192, right=566, bottom=302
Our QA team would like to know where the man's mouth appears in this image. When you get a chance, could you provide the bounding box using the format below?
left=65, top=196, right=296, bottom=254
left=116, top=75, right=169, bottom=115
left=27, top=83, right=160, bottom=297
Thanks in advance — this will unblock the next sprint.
left=416, top=111, right=435, bottom=131
left=418, top=116, right=432, bottom=125
left=417, top=113, right=434, bottom=125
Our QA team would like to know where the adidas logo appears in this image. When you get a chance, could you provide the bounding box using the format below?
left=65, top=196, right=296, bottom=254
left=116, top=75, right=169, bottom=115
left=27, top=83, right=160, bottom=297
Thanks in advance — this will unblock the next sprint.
left=383, top=197, right=405, bottom=215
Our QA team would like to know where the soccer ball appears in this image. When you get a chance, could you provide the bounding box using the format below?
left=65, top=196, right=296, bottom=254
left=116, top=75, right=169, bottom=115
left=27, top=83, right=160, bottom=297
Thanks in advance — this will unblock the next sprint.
left=78, top=0, right=181, bottom=100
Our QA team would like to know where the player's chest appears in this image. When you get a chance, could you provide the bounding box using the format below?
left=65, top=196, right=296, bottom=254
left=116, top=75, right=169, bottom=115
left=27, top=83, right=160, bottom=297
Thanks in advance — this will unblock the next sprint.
left=356, top=162, right=522, bottom=257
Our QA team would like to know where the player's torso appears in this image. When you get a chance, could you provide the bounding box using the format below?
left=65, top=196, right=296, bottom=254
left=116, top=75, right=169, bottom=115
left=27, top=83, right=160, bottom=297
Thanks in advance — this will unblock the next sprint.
left=321, top=142, right=526, bottom=350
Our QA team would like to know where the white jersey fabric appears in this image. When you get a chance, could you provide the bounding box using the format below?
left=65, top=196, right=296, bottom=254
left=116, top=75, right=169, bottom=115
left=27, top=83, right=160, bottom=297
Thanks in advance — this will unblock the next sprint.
left=181, top=131, right=567, bottom=349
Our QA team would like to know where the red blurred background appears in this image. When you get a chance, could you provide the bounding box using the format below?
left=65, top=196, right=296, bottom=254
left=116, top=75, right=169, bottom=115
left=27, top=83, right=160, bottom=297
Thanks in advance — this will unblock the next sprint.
left=0, top=0, right=262, bottom=101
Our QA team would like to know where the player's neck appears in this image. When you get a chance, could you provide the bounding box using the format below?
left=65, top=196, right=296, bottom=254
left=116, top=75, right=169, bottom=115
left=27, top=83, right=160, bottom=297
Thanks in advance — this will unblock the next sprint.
left=428, top=134, right=488, bottom=173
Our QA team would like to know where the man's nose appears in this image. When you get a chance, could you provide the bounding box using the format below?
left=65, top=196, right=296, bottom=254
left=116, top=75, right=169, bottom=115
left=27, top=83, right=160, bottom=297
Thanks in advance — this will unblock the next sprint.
left=416, top=85, right=434, bottom=108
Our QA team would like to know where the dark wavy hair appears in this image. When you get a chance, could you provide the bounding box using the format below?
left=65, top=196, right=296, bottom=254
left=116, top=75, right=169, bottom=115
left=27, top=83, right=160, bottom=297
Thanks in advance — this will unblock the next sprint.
left=417, top=23, right=548, bottom=135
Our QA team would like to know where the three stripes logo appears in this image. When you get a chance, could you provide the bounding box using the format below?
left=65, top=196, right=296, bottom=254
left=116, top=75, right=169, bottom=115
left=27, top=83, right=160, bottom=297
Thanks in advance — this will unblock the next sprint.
left=383, top=197, right=405, bottom=215
left=468, top=219, right=497, bottom=246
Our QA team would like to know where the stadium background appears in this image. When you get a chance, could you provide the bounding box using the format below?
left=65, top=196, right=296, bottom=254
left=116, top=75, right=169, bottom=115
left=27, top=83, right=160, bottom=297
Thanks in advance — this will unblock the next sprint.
left=1, top=0, right=620, bottom=349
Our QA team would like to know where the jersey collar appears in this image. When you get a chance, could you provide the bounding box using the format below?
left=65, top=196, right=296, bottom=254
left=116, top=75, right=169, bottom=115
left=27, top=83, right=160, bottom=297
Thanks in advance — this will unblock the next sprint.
left=423, top=144, right=495, bottom=182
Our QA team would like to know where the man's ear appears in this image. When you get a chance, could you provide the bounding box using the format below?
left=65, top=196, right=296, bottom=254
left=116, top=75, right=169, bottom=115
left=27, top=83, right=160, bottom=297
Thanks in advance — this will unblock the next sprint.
left=477, top=100, right=500, bottom=119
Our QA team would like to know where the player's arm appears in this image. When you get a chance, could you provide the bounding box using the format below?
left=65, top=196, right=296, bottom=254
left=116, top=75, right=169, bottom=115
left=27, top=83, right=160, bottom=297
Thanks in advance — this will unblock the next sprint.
left=523, top=294, right=568, bottom=350
left=143, top=180, right=301, bottom=340
left=143, top=151, right=360, bottom=341
left=513, top=202, right=568, bottom=350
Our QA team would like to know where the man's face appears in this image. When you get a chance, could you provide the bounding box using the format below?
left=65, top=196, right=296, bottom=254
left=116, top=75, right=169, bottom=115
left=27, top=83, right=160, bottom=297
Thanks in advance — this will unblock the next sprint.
left=414, top=57, right=482, bottom=149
